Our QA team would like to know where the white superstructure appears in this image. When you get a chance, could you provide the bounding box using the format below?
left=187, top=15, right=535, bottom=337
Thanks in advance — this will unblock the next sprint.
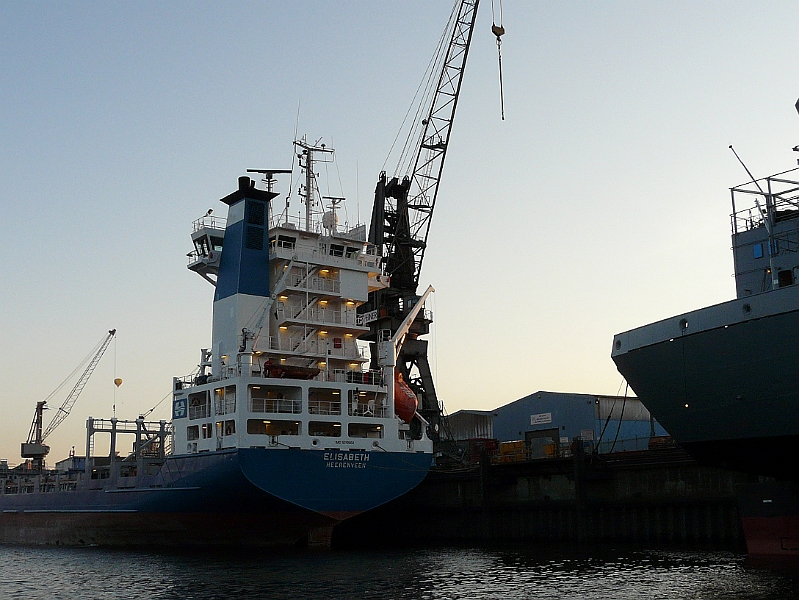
left=173, top=139, right=432, bottom=458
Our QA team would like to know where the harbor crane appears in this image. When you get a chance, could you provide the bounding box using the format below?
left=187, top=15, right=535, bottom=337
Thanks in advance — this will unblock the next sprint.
left=22, top=329, right=116, bottom=469
left=360, top=0, right=481, bottom=441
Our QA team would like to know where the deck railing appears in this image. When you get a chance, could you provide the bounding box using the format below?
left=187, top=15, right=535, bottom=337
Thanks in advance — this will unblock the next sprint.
left=250, top=398, right=302, bottom=414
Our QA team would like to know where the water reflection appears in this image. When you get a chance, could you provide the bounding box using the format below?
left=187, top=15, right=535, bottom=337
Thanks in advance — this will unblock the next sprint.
left=1, top=544, right=798, bottom=600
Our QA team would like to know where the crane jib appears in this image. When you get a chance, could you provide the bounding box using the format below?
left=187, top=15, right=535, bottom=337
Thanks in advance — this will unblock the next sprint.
left=23, top=329, right=116, bottom=466
left=362, top=0, right=480, bottom=443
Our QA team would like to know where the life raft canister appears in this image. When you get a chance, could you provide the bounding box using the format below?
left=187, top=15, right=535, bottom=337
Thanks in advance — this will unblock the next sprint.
left=394, top=370, right=418, bottom=424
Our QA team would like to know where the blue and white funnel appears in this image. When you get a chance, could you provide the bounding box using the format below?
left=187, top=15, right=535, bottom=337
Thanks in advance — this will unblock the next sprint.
left=211, top=176, right=277, bottom=374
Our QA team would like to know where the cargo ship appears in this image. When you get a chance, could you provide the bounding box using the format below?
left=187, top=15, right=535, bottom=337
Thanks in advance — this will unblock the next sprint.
left=611, top=108, right=799, bottom=558
left=0, top=141, right=434, bottom=547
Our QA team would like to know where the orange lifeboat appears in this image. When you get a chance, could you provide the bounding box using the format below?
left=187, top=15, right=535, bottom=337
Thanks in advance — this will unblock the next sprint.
left=394, top=370, right=418, bottom=424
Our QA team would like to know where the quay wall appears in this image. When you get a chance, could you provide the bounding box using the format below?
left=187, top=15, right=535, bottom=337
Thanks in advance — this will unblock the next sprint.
left=335, top=447, right=753, bottom=547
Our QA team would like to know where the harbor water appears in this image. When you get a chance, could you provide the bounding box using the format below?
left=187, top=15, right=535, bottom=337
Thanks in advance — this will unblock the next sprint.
left=2, top=544, right=799, bottom=599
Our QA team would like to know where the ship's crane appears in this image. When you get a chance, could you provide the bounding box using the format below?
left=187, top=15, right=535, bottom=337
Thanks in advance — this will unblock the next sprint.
left=360, top=0, right=481, bottom=441
left=22, top=329, right=116, bottom=469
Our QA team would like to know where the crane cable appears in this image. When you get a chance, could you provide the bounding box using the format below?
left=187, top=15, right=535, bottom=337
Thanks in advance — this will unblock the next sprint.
left=491, top=0, right=506, bottom=120
left=381, top=1, right=459, bottom=177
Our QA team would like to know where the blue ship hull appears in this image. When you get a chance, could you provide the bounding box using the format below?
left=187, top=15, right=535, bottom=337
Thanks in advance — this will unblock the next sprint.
left=0, top=448, right=431, bottom=546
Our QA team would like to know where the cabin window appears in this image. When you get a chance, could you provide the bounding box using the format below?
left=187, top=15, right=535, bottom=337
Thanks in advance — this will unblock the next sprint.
left=276, top=235, right=296, bottom=249
left=224, top=420, right=236, bottom=436
left=187, top=426, right=199, bottom=441
left=247, top=419, right=301, bottom=436
left=345, top=246, right=359, bottom=258
left=215, top=386, right=236, bottom=415
left=308, top=421, right=342, bottom=437
left=348, top=390, right=387, bottom=417
left=329, top=244, right=344, bottom=257
left=778, top=269, right=794, bottom=287
left=210, top=236, right=224, bottom=251
left=309, top=388, right=342, bottom=415
left=188, top=391, right=210, bottom=420
left=249, top=385, right=302, bottom=413
left=348, top=423, right=383, bottom=438
left=201, top=423, right=213, bottom=439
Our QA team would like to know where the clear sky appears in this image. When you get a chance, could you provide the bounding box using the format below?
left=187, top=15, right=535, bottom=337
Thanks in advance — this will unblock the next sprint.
left=2, top=1, right=799, bottom=463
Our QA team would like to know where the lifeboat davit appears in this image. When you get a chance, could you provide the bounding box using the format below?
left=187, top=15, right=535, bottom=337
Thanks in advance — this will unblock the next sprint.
left=394, top=370, right=418, bottom=424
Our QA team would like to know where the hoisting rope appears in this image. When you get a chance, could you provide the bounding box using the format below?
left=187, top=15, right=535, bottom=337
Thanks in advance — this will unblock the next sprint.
left=491, top=0, right=505, bottom=120
left=381, top=1, right=459, bottom=177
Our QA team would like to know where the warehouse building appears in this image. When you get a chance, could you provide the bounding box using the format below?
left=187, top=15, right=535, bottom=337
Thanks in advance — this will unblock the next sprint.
left=447, top=390, right=668, bottom=457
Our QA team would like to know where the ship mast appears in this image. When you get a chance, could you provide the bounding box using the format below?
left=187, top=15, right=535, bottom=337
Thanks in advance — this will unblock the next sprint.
left=295, top=138, right=334, bottom=232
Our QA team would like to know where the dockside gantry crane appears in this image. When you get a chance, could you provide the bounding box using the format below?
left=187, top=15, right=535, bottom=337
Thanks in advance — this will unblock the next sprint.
left=360, top=0, right=480, bottom=441
left=22, top=329, right=116, bottom=469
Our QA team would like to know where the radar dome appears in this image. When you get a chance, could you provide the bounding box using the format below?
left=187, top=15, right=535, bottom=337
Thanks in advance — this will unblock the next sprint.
left=322, top=210, right=339, bottom=231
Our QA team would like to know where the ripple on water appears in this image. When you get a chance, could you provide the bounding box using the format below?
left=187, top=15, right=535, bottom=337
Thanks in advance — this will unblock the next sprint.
left=1, top=544, right=798, bottom=600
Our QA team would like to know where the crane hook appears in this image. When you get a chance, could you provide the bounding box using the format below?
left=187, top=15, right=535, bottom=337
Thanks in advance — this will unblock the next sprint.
left=491, top=0, right=505, bottom=120
left=492, top=22, right=506, bottom=121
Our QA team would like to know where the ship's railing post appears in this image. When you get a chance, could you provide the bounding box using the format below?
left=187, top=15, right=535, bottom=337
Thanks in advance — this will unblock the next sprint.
left=109, top=417, right=118, bottom=465
left=85, top=417, right=93, bottom=477
left=159, top=420, right=167, bottom=459
left=135, top=418, right=142, bottom=460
